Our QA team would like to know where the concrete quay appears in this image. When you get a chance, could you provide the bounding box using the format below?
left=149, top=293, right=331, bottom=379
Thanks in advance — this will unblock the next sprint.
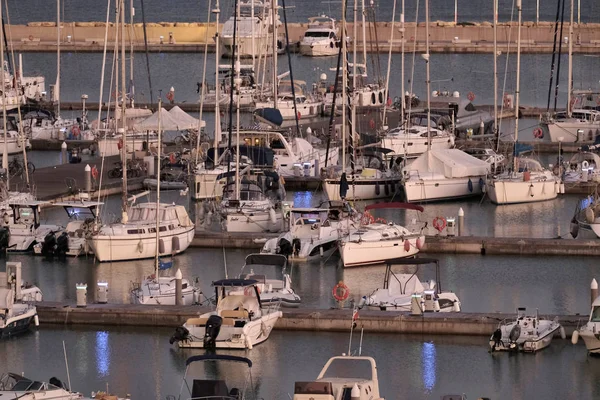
left=191, top=231, right=600, bottom=256
left=34, top=301, right=582, bottom=337
left=9, top=21, right=600, bottom=54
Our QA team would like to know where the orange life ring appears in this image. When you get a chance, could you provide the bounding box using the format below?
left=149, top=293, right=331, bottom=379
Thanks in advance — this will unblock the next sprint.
left=332, top=281, right=349, bottom=302
left=361, top=212, right=375, bottom=225
left=387, top=97, right=392, bottom=107
left=467, top=91, right=475, bottom=101
left=28, top=35, right=34, bottom=41
left=433, top=217, right=447, bottom=232
left=533, top=127, right=543, bottom=139
left=72, top=125, right=80, bottom=137
left=375, top=217, right=387, bottom=224
left=117, top=138, right=124, bottom=150
left=169, top=152, right=176, bottom=164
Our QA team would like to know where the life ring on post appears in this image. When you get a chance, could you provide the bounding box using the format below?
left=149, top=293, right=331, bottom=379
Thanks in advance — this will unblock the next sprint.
left=361, top=212, right=375, bottom=225
left=433, top=217, right=447, bottom=232
left=72, top=125, right=80, bottom=137
left=332, top=281, right=350, bottom=302
left=467, top=92, right=475, bottom=102
left=582, top=160, right=590, bottom=170
left=117, top=138, right=124, bottom=150
left=533, top=127, right=543, bottom=139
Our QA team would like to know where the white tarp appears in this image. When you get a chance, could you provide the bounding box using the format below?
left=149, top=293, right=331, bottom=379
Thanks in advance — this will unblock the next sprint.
left=135, top=107, right=194, bottom=131
left=168, top=106, right=205, bottom=129
left=408, top=149, right=490, bottom=178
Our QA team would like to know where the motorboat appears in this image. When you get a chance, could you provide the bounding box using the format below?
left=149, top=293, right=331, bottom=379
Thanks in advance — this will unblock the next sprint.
left=169, top=354, right=256, bottom=400
left=0, top=264, right=39, bottom=338
left=540, top=91, right=600, bottom=143
left=239, top=253, right=301, bottom=307
left=572, top=295, right=600, bottom=354
left=4, top=201, right=63, bottom=252
left=299, top=15, right=341, bottom=57
left=220, top=0, right=280, bottom=58
left=486, top=158, right=563, bottom=205
left=262, top=201, right=357, bottom=261
left=87, top=200, right=195, bottom=262
left=340, top=203, right=426, bottom=268
left=562, top=151, right=600, bottom=184
left=220, top=176, right=288, bottom=233
left=254, top=80, right=324, bottom=120
left=358, top=257, right=461, bottom=312
left=0, top=114, right=31, bottom=155
left=323, top=150, right=403, bottom=202
left=489, top=307, right=565, bottom=353
left=130, top=259, right=202, bottom=305
left=379, top=117, right=455, bottom=158
left=427, top=90, right=495, bottom=137
left=0, top=373, right=81, bottom=399
left=3, top=261, right=43, bottom=303
left=34, top=200, right=102, bottom=257
left=169, top=278, right=282, bottom=349
left=402, top=149, right=490, bottom=203
left=570, top=194, right=600, bottom=239
left=293, top=355, right=384, bottom=400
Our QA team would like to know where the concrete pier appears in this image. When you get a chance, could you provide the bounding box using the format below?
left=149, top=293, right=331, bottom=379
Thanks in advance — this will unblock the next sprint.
left=9, top=21, right=600, bottom=54
left=35, top=301, right=582, bottom=337
left=191, top=231, right=600, bottom=256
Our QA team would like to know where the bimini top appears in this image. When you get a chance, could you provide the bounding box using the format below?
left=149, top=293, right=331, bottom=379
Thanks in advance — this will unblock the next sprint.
left=384, top=257, right=439, bottom=266
left=244, top=253, right=287, bottom=268
left=186, top=354, right=252, bottom=367
left=212, top=279, right=258, bottom=287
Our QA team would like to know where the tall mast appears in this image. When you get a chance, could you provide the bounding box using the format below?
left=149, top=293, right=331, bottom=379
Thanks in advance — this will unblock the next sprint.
left=120, top=0, right=128, bottom=221
left=271, top=0, right=278, bottom=108
left=400, top=0, right=405, bottom=125
left=341, top=0, right=347, bottom=169
left=513, top=0, right=522, bottom=172
left=567, top=0, right=573, bottom=117
left=235, top=0, right=241, bottom=200
left=0, top=0, right=7, bottom=179
left=55, top=0, right=61, bottom=117
left=196, top=0, right=212, bottom=165
left=493, top=0, right=498, bottom=136
left=213, top=0, right=221, bottom=161
left=382, top=0, right=397, bottom=126
left=425, top=0, right=431, bottom=152
left=361, top=0, right=367, bottom=75
left=129, top=0, right=134, bottom=107
left=351, top=0, right=357, bottom=151
left=154, top=97, right=162, bottom=278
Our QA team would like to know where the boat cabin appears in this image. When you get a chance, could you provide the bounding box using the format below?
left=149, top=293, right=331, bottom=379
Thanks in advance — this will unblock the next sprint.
left=6, top=201, right=48, bottom=229
left=240, top=253, right=288, bottom=293
left=213, top=279, right=262, bottom=316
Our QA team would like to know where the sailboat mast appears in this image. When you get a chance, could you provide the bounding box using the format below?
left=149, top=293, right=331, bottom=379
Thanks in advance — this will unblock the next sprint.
left=196, top=0, right=212, bottom=165
left=514, top=0, right=522, bottom=172
left=567, top=0, right=573, bottom=117
left=400, top=0, right=405, bottom=125
left=351, top=0, right=357, bottom=153
left=271, top=0, right=278, bottom=109
left=425, top=0, right=431, bottom=151
left=213, top=0, right=221, bottom=161
left=235, top=0, right=241, bottom=200
left=361, top=0, right=367, bottom=75
left=493, top=0, right=498, bottom=136
left=129, top=0, right=134, bottom=107
left=0, top=0, right=7, bottom=176
left=155, top=98, right=162, bottom=277
left=55, top=0, right=61, bottom=117
left=341, top=0, right=347, bottom=169
left=382, top=0, right=396, bottom=126
left=120, top=0, right=128, bottom=221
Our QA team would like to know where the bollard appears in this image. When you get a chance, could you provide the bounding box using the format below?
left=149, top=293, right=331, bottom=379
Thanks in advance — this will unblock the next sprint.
left=175, top=268, right=183, bottom=306
left=84, top=164, right=92, bottom=194
left=410, top=294, right=423, bottom=316
left=458, top=207, right=464, bottom=236
left=97, top=281, right=108, bottom=304
left=592, top=279, right=598, bottom=306
left=61, top=141, right=68, bottom=165
left=76, top=283, right=88, bottom=307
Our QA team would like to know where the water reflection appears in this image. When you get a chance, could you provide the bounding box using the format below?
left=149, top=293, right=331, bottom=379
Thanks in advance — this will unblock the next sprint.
left=421, top=341, right=437, bottom=392
left=95, top=331, right=109, bottom=377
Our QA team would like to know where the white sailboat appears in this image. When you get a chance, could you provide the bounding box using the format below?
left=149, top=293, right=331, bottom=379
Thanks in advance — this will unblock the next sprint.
left=299, top=15, right=341, bottom=57
left=572, top=294, right=600, bottom=354
left=88, top=1, right=194, bottom=263
left=379, top=122, right=455, bottom=158
left=486, top=0, right=562, bottom=205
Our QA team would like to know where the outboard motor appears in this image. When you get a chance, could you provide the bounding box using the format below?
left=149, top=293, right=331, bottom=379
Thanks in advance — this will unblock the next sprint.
left=41, top=232, right=57, bottom=256
left=49, top=377, right=65, bottom=389
left=277, top=238, right=293, bottom=257
left=203, top=315, right=223, bottom=348
left=292, top=238, right=301, bottom=256
left=508, top=324, right=521, bottom=350
left=0, top=226, right=9, bottom=251
left=491, top=328, right=502, bottom=352
left=169, top=326, right=190, bottom=344
left=56, top=232, right=69, bottom=257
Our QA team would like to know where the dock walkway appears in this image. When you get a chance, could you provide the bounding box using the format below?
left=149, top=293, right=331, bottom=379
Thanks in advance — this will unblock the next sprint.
left=35, top=301, right=583, bottom=337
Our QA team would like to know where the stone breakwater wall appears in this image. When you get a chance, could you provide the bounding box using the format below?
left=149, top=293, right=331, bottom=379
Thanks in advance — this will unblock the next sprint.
left=7, top=21, right=600, bottom=53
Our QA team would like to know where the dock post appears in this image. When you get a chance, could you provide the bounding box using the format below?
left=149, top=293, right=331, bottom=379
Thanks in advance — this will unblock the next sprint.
left=458, top=207, right=464, bottom=236
left=592, top=279, right=598, bottom=306
left=84, top=164, right=92, bottom=194
left=61, top=141, right=68, bottom=164
left=175, top=268, right=183, bottom=305
left=76, top=283, right=87, bottom=307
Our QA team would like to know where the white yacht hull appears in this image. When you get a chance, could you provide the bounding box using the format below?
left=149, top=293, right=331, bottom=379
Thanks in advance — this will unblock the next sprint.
left=192, top=172, right=227, bottom=200
left=381, top=135, right=455, bottom=158
left=299, top=42, right=338, bottom=56
left=575, top=221, right=600, bottom=239
left=487, top=179, right=559, bottom=204
left=178, top=311, right=282, bottom=349
left=489, top=323, right=560, bottom=353
left=262, top=235, right=339, bottom=261
left=578, top=327, right=600, bottom=353
left=545, top=121, right=600, bottom=143
left=130, top=286, right=197, bottom=305
left=220, top=35, right=271, bottom=58
left=0, top=306, right=37, bottom=338
left=225, top=211, right=283, bottom=233
left=254, top=100, right=323, bottom=120
left=341, top=233, right=425, bottom=267
left=324, top=178, right=402, bottom=201
left=404, top=176, right=485, bottom=203
left=98, top=136, right=160, bottom=157
left=88, top=226, right=195, bottom=262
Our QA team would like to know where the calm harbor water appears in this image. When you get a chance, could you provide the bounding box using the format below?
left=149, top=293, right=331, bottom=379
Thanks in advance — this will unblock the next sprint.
left=2, top=325, right=599, bottom=399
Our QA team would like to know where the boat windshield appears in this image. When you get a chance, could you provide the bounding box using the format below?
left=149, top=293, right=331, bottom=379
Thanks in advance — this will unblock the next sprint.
left=305, top=31, right=331, bottom=37
left=321, top=359, right=373, bottom=381
left=591, top=306, right=600, bottom=322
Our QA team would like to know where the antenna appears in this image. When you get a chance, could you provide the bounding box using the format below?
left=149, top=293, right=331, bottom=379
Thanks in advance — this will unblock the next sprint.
left=222, top=245, right=228, bottom=279
left=62, top=341, right=72, bottom=392
left=358, top=328, right=364, bottom=356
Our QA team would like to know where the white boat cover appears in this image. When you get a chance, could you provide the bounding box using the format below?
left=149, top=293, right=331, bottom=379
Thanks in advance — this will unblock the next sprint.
left=168, top=106, right=205, bottom=129
left=135, top=107, right=195, bottom=131
left=409, top=149, right=490, bottom=177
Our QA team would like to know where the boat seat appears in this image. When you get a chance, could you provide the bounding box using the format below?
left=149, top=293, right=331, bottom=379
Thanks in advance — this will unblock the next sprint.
left=221, top=318, right=237, bottom=326
left=220, top=310, right=249, bottom=319
left=186, top=318, right=208, bottom=326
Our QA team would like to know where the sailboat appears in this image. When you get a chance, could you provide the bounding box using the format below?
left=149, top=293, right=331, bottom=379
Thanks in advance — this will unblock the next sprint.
left=486, top=0, right=563, bottom=205
left=401, top=0, right=490, bottom=203
left=88, top=0, right=194, bottom=262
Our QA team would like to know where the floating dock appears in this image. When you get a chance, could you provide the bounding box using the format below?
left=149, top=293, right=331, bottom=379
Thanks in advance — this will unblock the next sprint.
left=35, top=301, right=582, bottom=337
left=191, top=231, right=600, bottom=256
